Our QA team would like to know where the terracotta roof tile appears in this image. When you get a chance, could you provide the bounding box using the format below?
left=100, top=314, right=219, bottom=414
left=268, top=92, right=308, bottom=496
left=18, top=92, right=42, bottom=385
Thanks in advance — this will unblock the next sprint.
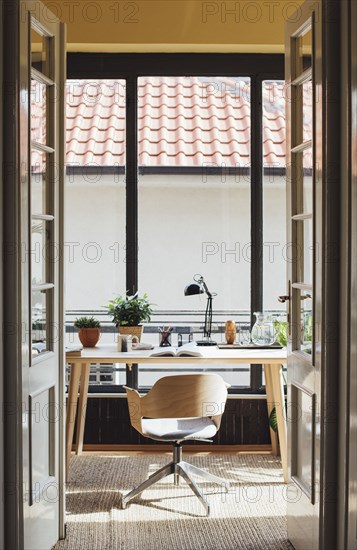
left=30, top=77, right=313, bottom=169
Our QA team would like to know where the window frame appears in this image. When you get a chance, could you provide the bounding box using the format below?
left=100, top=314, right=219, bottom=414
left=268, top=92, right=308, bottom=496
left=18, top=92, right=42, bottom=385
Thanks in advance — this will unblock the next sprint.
left=67, top=53, right=284, bottom=393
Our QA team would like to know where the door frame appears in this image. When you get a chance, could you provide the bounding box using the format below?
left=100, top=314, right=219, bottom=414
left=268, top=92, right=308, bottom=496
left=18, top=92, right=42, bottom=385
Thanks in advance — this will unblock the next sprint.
left=348, top=2, right=357, bottom=545
left=338, top=0, right=357, bottom=547
left=3, top=1, right=25, bottom=546
left=0, top=3, right=4, bottom=548
left=316, top=1, right=341, bottom=546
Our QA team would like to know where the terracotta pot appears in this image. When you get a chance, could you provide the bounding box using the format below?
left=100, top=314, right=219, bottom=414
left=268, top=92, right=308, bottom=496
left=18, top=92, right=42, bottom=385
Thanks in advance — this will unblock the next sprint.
left=118, top=325, right=143, bottom=342
left=225, top=320, right=236, bottom=344
left=78, top=328, right=100, bottom=348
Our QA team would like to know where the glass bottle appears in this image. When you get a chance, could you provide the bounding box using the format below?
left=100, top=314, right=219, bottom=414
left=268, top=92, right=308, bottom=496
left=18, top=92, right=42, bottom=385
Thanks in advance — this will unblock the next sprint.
left=251, top=312, right=276, bottom=346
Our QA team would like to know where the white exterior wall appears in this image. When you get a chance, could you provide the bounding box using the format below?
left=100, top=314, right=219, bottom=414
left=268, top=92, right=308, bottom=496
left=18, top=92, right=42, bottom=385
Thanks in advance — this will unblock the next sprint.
left=65, top=172, right=288, bottom=315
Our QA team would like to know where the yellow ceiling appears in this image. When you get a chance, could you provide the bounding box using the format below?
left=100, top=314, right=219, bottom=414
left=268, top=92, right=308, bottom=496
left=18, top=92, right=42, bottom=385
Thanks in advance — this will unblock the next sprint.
left=41, top=0, right=305, bottom=53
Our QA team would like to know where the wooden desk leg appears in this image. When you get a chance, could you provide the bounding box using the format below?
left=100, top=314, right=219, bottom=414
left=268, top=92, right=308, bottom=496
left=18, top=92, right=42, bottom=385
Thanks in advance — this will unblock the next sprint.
left=75, top=363, right=90, bottom=456
left=66, top=363, right=82, bottom=479
left=264, top=365, right=279, bottom=456
left=269, top=363, right=288, bottom=483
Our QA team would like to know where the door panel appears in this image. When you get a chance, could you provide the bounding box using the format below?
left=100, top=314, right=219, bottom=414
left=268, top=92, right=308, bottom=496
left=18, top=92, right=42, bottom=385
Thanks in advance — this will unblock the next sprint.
left=285, top=2, right=320, bottom=549
left=20, top=2, right=66, bottom=548
left=286, top=1, right=341, bottom=548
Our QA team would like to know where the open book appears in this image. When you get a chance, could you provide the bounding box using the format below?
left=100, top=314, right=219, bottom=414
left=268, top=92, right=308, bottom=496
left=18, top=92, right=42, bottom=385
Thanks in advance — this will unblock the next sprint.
left=150, top=344, right=203, bottom=358
left=65, top=345, right=83, bottom=357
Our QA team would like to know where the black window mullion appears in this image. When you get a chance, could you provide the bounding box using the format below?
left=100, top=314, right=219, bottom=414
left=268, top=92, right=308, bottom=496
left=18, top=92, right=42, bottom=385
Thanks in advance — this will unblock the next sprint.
left=126, top=76, right=138, bottom=295
left=125, top=77, right=139, bottom=389
left=250, top=75, right=264, bottom=391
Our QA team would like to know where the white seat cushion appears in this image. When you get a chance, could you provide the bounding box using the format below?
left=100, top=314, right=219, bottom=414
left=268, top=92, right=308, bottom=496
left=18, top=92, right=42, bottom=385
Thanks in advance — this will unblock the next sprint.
left=141, top=417, right=217, bottom=442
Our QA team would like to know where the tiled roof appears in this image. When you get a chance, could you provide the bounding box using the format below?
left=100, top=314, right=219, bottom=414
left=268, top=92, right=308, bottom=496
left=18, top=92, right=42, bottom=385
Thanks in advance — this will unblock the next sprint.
left=32, top=77, right=311, bottom=169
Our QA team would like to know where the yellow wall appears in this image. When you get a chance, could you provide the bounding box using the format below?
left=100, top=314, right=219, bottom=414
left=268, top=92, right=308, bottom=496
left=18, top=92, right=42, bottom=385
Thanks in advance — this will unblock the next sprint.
left=40, top=0, right=305, bottom=53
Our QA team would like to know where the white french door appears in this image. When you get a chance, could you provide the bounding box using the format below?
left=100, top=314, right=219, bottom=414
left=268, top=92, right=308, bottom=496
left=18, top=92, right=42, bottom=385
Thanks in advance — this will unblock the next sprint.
left=21, top=2, right=66, bottom=548
left=285, top=2, right=320, bottom=548
left=286, top=0, right=342, bottom=548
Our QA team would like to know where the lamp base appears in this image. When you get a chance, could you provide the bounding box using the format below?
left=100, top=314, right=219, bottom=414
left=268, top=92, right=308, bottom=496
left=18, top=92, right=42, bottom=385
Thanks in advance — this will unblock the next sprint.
left=196, top=340, right=217, bottom=347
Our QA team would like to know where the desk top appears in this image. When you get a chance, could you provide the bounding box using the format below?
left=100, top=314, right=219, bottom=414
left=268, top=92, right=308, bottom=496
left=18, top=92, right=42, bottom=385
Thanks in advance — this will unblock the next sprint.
left=66, top=343, right=287, bottom=365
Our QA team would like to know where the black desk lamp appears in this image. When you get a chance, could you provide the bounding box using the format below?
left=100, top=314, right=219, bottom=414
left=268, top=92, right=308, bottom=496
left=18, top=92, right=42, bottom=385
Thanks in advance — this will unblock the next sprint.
left=184, top=274, right=217, bottom=346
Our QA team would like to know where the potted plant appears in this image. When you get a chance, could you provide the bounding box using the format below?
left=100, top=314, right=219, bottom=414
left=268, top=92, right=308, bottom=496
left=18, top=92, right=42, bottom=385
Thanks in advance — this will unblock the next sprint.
left=269, top=320, right=288, bottom=432
left=106, top=292, right=153, bottom=341
left=74, top=316, right=101, bottom=348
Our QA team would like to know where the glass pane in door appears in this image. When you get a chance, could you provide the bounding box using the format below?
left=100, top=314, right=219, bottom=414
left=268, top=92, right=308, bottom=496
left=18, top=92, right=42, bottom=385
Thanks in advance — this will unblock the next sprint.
left=302, top=148, right=313, bottom=213
left=31, top=80, right=47, bottom=145
left=31, top=27, right=48, bottom=75
left=302, top=218, right=313, bottom=284
left=32, top=289, right=50, bottom=355
left=300, top=290, right=313, bottom=354
left=31, top=219, right=48, bottom=285
left=31, top=149, right=47, bottom=214
left=302, top=80, right=313, bottom=143
left=298, top=27, right=312, bottom=71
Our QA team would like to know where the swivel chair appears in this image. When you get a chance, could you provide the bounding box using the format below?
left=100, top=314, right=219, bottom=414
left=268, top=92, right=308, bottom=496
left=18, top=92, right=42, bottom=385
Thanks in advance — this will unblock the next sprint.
left=122, top=373, right=230, bottom=515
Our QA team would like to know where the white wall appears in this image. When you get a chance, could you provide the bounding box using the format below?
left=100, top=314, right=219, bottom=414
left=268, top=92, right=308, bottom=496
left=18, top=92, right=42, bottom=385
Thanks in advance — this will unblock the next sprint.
left=65, top=172, right=288, bottom=317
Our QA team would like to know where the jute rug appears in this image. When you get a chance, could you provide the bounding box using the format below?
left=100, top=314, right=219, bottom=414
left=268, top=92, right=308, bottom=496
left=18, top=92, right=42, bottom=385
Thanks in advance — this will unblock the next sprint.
left=54, top=454, right=292, bottom=550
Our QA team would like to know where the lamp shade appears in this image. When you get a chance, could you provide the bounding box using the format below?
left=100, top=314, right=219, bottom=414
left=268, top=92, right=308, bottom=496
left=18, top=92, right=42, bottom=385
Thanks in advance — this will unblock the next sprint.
left=184, top=283, right=204, bottom=296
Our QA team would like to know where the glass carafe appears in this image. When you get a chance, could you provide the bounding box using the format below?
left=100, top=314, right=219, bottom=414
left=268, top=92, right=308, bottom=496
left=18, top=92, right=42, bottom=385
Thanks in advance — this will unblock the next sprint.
left=251, top=312, right=276, bottom=346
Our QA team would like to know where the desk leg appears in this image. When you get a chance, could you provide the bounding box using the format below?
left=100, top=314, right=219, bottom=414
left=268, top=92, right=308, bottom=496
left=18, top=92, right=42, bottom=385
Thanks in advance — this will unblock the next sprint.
left=269, top=363, right=288, bottom=483
left=66, top=363, right=81, bottom=479
left=264, top=366, right=279, bottom=456
left=75, top=363, right=90, bottom=456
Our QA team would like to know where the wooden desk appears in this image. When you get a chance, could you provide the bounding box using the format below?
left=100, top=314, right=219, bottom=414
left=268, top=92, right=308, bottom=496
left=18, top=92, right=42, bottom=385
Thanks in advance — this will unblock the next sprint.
left=66, top=345, right=288, bottom=481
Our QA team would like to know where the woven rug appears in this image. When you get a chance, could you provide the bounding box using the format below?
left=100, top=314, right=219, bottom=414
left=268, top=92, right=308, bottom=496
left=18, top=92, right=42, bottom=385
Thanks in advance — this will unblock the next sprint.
left=54, top=454, right=291, bottom=550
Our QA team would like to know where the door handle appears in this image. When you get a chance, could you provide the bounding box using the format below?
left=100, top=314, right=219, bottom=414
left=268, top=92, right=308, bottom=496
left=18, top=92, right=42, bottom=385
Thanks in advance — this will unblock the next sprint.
left=278, top=281, right=291, bottom=335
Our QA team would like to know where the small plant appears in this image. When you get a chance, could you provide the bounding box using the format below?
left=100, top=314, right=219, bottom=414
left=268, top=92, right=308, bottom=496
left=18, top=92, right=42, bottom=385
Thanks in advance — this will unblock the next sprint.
left=106, top=293, right=153, bottom=327
left=74, top=316, right=101, bottom=329
left=273, top=320, right=288, bottom=347
left=269, top=320, right=287, bottom=432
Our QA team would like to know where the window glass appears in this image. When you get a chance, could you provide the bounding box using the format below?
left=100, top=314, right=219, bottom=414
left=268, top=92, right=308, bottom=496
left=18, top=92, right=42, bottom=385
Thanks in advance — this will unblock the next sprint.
left=138, top=76, right=251, bottom=388
left=65, top=80, right=126, bottom=369
left=262, top=81, right=287, bottom=316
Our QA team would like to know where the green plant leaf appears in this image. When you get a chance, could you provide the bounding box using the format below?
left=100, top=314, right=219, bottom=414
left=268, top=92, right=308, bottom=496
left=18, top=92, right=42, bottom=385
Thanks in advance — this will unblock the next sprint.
left=104, top=293, right=154, bottom=326
left=74, top=316, right=101, bottom=329
left=269, top=407, right=278, bottom=433
left=273, top=320, right=288, bottom=347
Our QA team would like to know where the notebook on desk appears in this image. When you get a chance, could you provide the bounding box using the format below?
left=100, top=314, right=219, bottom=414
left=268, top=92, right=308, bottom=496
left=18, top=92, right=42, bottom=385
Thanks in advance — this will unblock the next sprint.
left=218, top=344, right=283, bottom=350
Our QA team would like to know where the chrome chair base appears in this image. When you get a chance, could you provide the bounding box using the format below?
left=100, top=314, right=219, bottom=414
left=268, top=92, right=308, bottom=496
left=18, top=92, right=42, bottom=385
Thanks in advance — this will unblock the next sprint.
left=121, top=444, right=230, bottom=516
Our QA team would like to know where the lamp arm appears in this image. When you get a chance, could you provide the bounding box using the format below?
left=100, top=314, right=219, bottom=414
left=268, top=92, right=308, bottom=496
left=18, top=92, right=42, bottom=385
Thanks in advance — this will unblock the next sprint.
left=204, top=295, right=213, bottom=338
left=201, top=280, right=212, bottom=298
left=192, top=274, right=215, bottom=343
